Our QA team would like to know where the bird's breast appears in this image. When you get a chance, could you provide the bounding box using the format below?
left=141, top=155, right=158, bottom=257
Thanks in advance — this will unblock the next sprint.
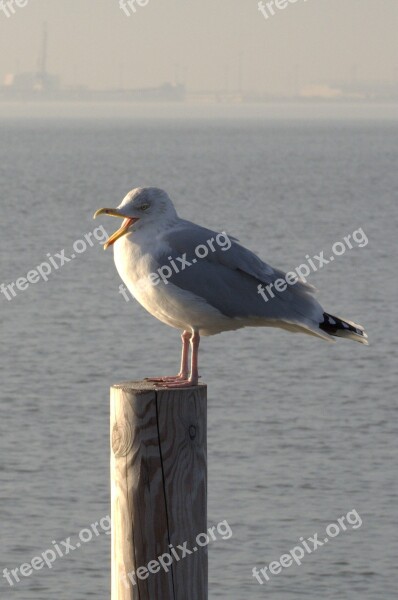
left=112, top=236, right=180, bottom=325
left=113, top=237, right=154, bottom=296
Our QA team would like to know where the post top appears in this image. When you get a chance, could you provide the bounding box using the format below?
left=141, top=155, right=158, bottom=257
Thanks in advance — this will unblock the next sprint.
left=111, top=380, right=207, bottom=393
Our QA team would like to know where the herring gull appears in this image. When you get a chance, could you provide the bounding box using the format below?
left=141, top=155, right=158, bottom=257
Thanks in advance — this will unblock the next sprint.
left=94, top=187, right=368, bottom=387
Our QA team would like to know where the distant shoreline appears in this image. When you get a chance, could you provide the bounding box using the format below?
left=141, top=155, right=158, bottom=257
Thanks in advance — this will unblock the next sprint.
left=0, top=101, right=397, bottom=121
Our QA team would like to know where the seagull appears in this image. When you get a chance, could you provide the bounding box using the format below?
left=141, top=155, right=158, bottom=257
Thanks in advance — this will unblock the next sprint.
left=94, top=187, right=368, bottom=387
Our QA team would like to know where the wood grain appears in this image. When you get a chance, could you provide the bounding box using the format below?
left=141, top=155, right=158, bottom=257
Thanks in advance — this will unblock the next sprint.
left=110, top=381, right=207, bottom=600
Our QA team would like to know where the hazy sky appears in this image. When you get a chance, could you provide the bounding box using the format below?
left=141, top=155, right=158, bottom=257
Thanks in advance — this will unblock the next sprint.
left=0, top=0, right=397, bottom=94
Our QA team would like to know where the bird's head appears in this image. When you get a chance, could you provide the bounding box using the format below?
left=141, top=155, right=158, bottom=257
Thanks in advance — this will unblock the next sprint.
left=94, top=187, right=178, bottom=249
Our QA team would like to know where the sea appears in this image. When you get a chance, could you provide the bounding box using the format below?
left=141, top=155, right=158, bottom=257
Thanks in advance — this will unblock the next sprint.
left=0, top=103, right=397, bottom=599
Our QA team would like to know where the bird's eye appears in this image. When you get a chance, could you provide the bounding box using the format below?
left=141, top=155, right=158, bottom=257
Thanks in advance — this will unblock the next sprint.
left=140, top=203, right=150, bottom=211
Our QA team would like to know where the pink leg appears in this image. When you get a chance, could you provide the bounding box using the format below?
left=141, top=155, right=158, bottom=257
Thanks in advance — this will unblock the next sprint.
left=162, top=330, right=200, bottom=388
left=146, top=331, right=191, bottom=382
left=178, top=330, right=191, bottom=378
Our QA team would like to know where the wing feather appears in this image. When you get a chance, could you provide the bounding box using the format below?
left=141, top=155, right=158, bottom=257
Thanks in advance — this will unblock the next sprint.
left=154, top=221, right=324, bottom=331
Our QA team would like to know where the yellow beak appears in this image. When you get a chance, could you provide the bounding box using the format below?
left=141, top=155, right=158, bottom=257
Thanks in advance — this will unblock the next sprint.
left=93, top=208, right=139, bottom=249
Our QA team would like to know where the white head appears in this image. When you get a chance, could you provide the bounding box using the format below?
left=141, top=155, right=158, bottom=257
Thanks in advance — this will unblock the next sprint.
left=94, top=187, right=178, bottom=249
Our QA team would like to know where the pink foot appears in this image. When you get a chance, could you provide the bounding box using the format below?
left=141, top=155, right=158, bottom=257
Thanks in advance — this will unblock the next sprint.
left=145, top=374, right=188, bottom=383
left=159, top=378, right=199, bottom=388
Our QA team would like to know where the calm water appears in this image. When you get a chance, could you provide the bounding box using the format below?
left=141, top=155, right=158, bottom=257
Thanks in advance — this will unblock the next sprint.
left=0, top=117, right=397, bottom=599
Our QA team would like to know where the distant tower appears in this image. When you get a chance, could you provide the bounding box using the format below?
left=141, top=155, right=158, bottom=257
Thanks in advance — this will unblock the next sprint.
left=224, top=64, right=229, bottom=94
left=293, top=63, right=300, bottom=97
left=118, top=62, right=124, bottom=90
left=238, top=52, right=243, bottom=95
left=36, top=22, right=48, bottom=89
left=350, top=64, right=358, bottom=87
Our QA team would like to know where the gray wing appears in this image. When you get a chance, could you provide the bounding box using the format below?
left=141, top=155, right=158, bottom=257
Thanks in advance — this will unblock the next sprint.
left=153, top=220, right=325, bottom=329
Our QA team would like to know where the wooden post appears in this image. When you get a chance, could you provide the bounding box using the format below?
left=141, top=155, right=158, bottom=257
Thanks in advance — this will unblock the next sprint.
left=110, top=380, right=207, bottom=600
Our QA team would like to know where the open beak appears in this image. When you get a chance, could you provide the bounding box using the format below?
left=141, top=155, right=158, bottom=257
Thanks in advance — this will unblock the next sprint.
left=93, top=208, right=139, bottom=249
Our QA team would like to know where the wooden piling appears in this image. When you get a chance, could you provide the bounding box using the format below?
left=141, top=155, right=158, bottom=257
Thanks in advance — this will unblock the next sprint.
left=110, top=381, right=207, bottom=600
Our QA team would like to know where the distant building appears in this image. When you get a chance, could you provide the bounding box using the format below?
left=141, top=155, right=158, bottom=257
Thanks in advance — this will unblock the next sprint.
left=1, top=22, right=60, bottom=97
left=0, top=21, right=185, bottom=103
left=3, top=71, right=60, bottom=94
left=299, top=81, right=398, bottom=102
left=299, top=84, right=343, bottom=99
